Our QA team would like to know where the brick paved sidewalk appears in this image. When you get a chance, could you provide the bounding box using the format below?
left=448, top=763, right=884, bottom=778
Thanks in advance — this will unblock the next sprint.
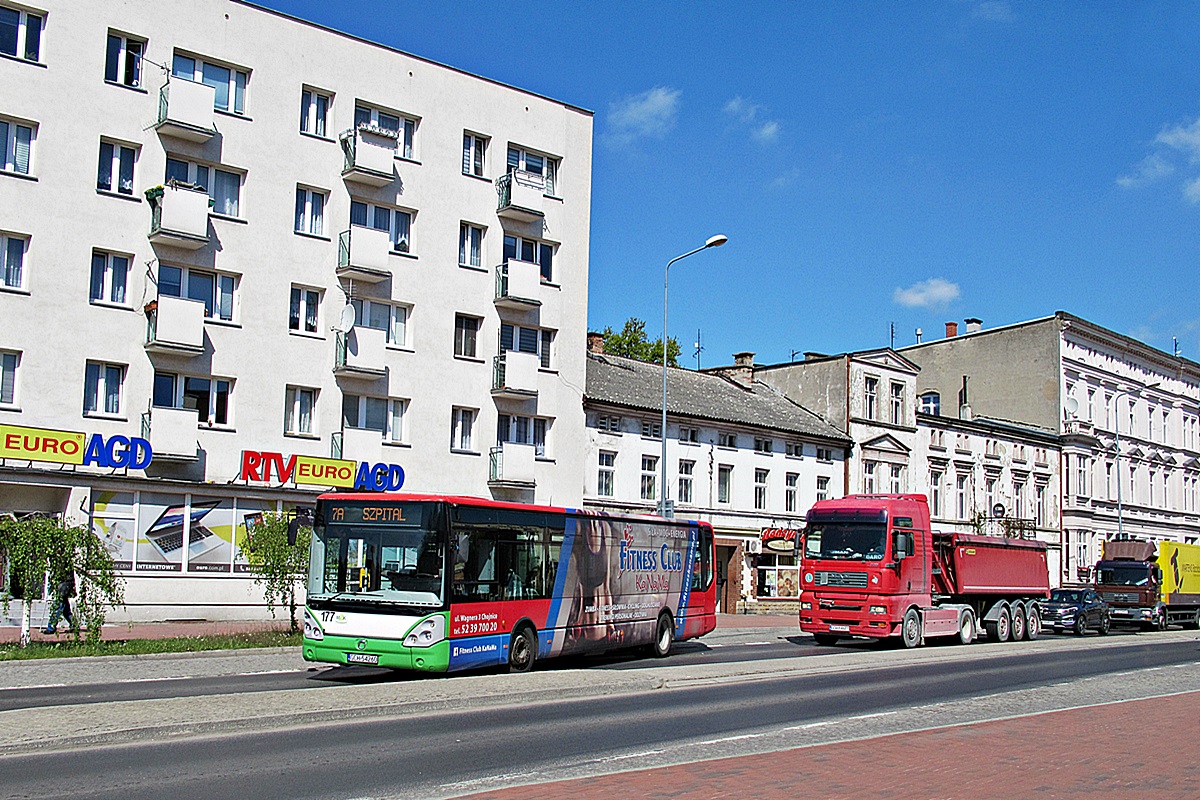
left=463, top=691, right=1200, bottom=800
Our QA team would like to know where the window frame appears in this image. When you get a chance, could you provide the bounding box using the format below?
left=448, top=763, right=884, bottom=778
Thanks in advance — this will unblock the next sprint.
left=354, top=104, right=416, bottom=160
left=502, top=233, right=555, bottom=283
left=288, top=285, right=321, bottom=335
left=350, top=199, right=413, bottom=253
left=640, top=455, right=658, bottom=501
left=157, top=263, right=237, bottom=322
left=299, top=86, right=331, bottom=138
left=165, top=156, right=243, bottom=218
left=104, top=31, right=144, bottom=87
left=459, top=222, right=485, bottom=269
left=462, top=132, right=488, bottom=177
left=506, top=144, right=559, bottom=196
left=451, top=406, right=476, bottom=452
left=454, top=314, right=480, bottom=359
left=351, top=297, right=409, bottom=348
left=343, top=393, right=407, bottom=443
left=294, top=185, right=327, bottom=236
left=97, top=138, right=137, bottom=195
left=0, top=5, right=42, bottom=63
left=1, top=231, right=28, bottom=291
left=678, top=459, right=695, bottom=505
left=284, top=385, right=316, bottom=435
left=754, top=468, right=769, bottom=510
left=83, top=361, right=125, bottom=417
left=171, top=52, right=249, bottom=115
left=597, top=451, right=616, bottom=497
left=717, top=464, right=733, bottom=504
left=90, top=250, right=130, bottom=306
left=785, top=472, right=799, bottom=513
left=0, top=349, right=19, bottom=406
left=0, top=116, right=35, bottom=175
left=155, top=371, right=233, bottom=427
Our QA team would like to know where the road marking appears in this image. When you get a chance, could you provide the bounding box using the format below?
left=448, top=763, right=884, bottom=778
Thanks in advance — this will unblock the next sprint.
left=847, top=711, right=898, bottom=721
left=697, top=734, right=763, bottom=745
left=0, top=682, right=67, bottom=691
left=744, top=641, right=772, bottom=646
left=784, top=721, right=835, bottom=730
left=600, top=749, right=666, bottom=762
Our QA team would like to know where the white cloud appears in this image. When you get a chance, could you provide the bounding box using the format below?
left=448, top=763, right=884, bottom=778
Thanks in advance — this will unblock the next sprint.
left=1184, top=176, right=1200, bottom=204
left=724, top=96, right=761, bottom=123
left=771, top=167, right=803, bottom=189
left=724, top=95, right=780, bottom=144
left=1119, top=114, right=1200, bottom=200
left=1116, top=153, right=1174, bottom=188
left=604, top=86, right=680, bottom=147
left=893, top=278, right=961, bottom=309
left=753, top=121, right=781, bottom=143
left=1156, top=117, right=1200, bottom=162
left=972, top=1, right=1014, bottom=22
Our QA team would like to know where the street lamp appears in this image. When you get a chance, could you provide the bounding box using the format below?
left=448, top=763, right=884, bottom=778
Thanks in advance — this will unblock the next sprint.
left=1113, top=381, right=1159, bottom=540
left=660, top=234, right=728, bottom=517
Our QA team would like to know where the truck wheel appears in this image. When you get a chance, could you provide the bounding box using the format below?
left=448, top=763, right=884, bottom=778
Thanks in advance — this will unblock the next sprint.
left=957, top=610, right=975, bottom=645
left=901, top=608, right=922, bottom=648
left=812, top=634, right=839, bottom=647
left=1025, top=604, right=1041, bottom=640
left=1011, top=605, right=1027, bottom=641
left=1184, top=611, right=1200, bottom=631
left=991, top=607, right=1011, bottom=643
left=1157, top=609, right=1169, bottom=631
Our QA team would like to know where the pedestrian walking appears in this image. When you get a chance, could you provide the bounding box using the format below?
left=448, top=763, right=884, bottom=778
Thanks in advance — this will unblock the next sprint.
left=43, top=568, right=77, bottom=634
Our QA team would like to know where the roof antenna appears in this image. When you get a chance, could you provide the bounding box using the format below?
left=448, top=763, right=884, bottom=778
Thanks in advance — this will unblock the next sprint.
left=693, top=328, right=704, bottom=370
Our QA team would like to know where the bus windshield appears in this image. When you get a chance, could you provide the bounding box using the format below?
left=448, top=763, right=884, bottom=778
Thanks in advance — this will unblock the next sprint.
left=309, top=506, right=444, bottom=607
left=804, top=520, right=887, bottom=561
left=1097, top=565, right=1152, bottom=586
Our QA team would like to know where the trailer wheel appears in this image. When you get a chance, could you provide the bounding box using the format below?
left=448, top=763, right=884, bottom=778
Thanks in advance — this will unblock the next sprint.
left=1011, top=604, right=1027, bottom=641
left=901, top=608, right=922, bottom=648
left=957, top=610, right=975, bottom=645
left=1024, top=604, right=1041, bottom=640
left=987, top=607, right=1011, bottom=643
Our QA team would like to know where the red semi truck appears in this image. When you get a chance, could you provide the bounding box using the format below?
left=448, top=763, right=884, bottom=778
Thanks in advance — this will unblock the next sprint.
left=797, top=494, right=1050, bottom=647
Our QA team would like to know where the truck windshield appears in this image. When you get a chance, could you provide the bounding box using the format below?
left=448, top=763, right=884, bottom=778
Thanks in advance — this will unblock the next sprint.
left=804, top=521, right=887, bottom=561
left=308, top=522, right=444, bottom=607
left=1097, top=565, right=1151, bottom=586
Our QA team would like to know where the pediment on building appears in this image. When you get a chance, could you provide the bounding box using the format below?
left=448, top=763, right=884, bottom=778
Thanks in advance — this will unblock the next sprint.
left=853, top=348, right=920, bottom=375
left=859, top=433, right=912, bottom=456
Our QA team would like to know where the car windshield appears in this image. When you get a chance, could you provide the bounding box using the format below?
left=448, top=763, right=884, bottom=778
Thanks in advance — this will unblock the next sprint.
left=1098, top=566, right=1151, bottom=586
left=804, top=520, right=887, bottom=561
left=309, top=522, right=444, bottom=607
left=1049, top=589, right=1081, bottom=603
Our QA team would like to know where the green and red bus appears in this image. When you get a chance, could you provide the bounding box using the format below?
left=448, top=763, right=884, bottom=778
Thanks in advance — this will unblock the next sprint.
left=301, top=493, right=716, bottom=672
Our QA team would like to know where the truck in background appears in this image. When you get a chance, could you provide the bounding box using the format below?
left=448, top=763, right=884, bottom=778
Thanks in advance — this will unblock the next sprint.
left=798, top=494, right=1050, bottom=647
left=1093, top=539, right=1200, bottom=631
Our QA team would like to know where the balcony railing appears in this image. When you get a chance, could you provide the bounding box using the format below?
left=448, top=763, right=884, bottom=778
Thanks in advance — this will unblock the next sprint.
left=973, top=514, right=1038, bottom=539
left=340, top=125, right=397, bottom=187
left=496, top=170, right=545, bottom=222
left=494, top=259, right=542, bottom=309
left=492, top=350, right=538, bottom=398
left=336, top=227, right=392, bottom=282
left=333, top=327, right=387, bottom=379
left=154, top=78, right=217, bottom=142
left=148, top=183, right=211, bottom=249
left=144, top=295, right=206, bottom=355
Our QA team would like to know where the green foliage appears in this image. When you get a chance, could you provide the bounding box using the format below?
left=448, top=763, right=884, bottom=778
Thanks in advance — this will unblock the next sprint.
left=0, top=631, right=300, bottom=661
left=243, top=511, right=311, bottom=633
left=600, top=317, right=681, bottom=367
left=0, top=515, right=124, bottom=645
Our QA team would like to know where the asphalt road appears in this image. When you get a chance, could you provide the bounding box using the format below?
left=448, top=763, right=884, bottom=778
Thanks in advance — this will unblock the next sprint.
left=1, top=630, right=1197, bottom=800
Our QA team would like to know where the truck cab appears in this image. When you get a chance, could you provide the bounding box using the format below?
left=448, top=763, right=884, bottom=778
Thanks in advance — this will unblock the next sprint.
left=1095, top=540, right=1166, bottom=630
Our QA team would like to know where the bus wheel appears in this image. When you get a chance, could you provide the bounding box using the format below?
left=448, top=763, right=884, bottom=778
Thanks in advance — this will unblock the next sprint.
left=901, top=608, right=922, bottom=648
left=507, top=626, right=537, bottom=673
left=650, top=612, right=674, bottom=658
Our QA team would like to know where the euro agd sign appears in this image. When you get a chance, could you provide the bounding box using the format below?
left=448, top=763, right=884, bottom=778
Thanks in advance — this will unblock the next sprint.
left=0, top=424, right=153, bottom=469
left=240, top=450, right=405, bottom=491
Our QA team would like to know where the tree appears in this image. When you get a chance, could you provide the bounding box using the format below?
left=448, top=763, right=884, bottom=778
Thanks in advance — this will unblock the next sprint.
left=600, top=317, right=682, bottom=367
left=0, top=515, right=124, bottom=647
left=243, top=510, right=311, bottom=633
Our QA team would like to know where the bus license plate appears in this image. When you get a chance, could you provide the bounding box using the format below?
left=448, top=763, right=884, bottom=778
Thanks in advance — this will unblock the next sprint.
left=346, top=653, right=379, bottom=665
left=829, top=624, right=850, bottom=632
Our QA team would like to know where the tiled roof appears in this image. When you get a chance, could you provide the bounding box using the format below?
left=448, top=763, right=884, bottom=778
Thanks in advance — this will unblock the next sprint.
left=586, top=352, right=849, bottom=443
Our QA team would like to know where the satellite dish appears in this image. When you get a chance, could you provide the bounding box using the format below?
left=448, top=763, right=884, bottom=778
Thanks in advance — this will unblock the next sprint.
left=1064, top=396, right=1079, bottom=417
left=332, top=304, right=356, bottom=333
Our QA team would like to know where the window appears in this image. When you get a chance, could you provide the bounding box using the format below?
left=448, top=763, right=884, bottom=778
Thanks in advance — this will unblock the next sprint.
left=891, top=382, right=905, bottom=425
left=289, top=286, right=320, bottom=334
left=930, top=429, right=946, bottom=449
left=640, top=455, right=658, bottom=501
left=503, top=234, right=554, bottom=283
left=451, top=407, right=475, bottom=451
left=343, top=394, right=406, bottom=443
left=165, top=157, right=241, bottom=217
left=596, top=414, right=621, bottom=433
left=816, top=447, right=833, bottom=462
left=930, top=470, right=943, bottom=516
left=957, top=474, right=969, bottom=520
left=0, top=350, right=18, bottom=405
left=454, top=314, right=480, bottom=358
left=294, top=187, right=326, bottom=235
left=679, top=460, right=694, bottom=504
left=816, top=476, right=830, bottom=502
left=172, top=53, right=248, bottom=115
left=1036, top=484, right=1047, bottom=526
left=539, top=329, right=555, bottom=369
left=1075, top=454, right=1089, bottom=498
left=155, top=372, right=231, bottom=425
left=863, top=461, right=877, bottom=493
left=299, top=88, right=330, bottom=137
left=463, top=132, right=487, bottom=177
left=459, top=223, right=484, bottom=268
left=755, top=468, right=769, bottom=510
left=641, top=420, right=661, bottom=439
left=285, top=386, right=315, bottom=435
left=890, top=464, right=904, bottom=493
left=351, top=298, right=408, bottom=347
left=97, top=140, right=136, bottom=195
left=864, top=376, right=878, bottom=420
left=785, top=442, right=802, bottom=457
left=158, top=264, right=236, bottom=322
left=598, top=451, right=615, bottom=497
left=718, top=432, right=737, bottom=449
left=83, top=362, right=124, bottom=416
left=754, top=437, right=773, bottom=454
left=90, top=251, right=129, bottom=305
left=104, top=32, right=143, bottom=87
left=355, top=105, right=415, bottom=159
left=500, top=323, right=551, bottom=368
left=679, top=426, right=699, bottom=443
left=1014, top=480, right=1027, bottom=518
left=1, top=231, right=26, bottom=289
left=496, top=413, right=550, bottom=454
left=0, top=5, right=41, bottom=62
left=919, top=392, right=940, bottom=416
left=0, top=117, right=34, bottom=175
left=507, top=144, right=558, bottom=196
left=785, top=473, right=798, bottom=512
left=351, top=200, right=411, bottom=252
left=718, top=464, right=733, bottom=503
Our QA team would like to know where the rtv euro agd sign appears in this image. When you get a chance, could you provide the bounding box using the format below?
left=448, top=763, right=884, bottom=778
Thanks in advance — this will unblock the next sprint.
left=240, top=450, right=405, bottom=491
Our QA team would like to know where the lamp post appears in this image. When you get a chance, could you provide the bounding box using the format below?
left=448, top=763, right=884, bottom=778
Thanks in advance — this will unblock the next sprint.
left=1113, top=382, right=1159, bottom=540
left=660, top=234, right=728, bottom=517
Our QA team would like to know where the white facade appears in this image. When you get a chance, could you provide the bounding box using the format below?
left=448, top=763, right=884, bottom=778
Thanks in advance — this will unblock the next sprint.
left=0, top=0, right=592, bottom=620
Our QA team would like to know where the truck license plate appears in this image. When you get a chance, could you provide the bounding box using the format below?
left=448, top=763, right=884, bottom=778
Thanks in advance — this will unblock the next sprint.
left=829, top=624, right=851, bottom=632
left=346, top=653, right=379, bottom=665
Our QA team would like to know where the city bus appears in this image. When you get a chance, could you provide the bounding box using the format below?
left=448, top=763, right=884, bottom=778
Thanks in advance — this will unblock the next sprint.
left=301, top=494, right=716, bottom=673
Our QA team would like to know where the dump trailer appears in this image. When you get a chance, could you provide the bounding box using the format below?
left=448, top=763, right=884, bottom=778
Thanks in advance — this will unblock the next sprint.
left=799, top=494, right=1050, bottom=647
left=1094, top=539, right=1200, bottom=630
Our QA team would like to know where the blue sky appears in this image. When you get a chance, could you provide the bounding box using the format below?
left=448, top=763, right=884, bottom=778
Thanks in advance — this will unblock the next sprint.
left=267, top=0, right=1200, bottom=367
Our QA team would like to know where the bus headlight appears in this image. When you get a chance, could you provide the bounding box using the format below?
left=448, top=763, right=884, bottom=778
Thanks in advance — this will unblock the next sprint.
left=303, top=609, right=324, bottom=641
left=403, top=615, right=446, bottom=648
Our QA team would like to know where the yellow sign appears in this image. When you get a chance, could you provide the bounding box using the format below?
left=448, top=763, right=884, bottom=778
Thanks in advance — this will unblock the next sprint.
left=0, top=424, right=87, bottom=465
left=294, top=455, right=356, bottom=488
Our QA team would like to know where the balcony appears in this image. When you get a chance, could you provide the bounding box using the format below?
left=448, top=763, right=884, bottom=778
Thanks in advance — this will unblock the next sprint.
left=340, top=126, right=397, bottom=187
left=494, top=259, right=543, bottom=309
left=148, top=184, right=211, bottom=250
left=337, top=228, right=392, bottom=283
left=154, top=79, right=217, bottom=142
left=332, top=426, right=383, bottom=462
left=489, top=442, right=536, bottom=488
left=496, top=170, right=545, bottom=223
left=492, top=351, right=538, bottom=398
left=144, top=296, right=206, bottom=355
left=141, top=407, right=199, bottom=462
left=334, top=326, right=387, bottom=380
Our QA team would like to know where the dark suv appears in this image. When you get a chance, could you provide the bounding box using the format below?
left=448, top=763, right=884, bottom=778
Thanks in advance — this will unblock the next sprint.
left=1040, top=588, right=1110, bottom=635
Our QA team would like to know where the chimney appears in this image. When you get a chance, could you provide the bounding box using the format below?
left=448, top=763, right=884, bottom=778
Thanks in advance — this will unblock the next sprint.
left=965, top=317, right=982, bottom=334
left=915, top=328, right=923, bottom=344
left=958, top=375, right=972, bottom=420
left=586, top=331, right=605, bottom=354
left=945, top=321, right=958, bottom=338
left=804, top=351, right=827, bottom=361
left=728, top=351, right=756, bottom=386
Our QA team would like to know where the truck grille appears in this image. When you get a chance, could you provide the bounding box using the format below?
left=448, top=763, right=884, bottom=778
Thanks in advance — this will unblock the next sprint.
left=1102, top=591, right=1139, bottom=604
left=815, top=571, right=869, bottom=588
